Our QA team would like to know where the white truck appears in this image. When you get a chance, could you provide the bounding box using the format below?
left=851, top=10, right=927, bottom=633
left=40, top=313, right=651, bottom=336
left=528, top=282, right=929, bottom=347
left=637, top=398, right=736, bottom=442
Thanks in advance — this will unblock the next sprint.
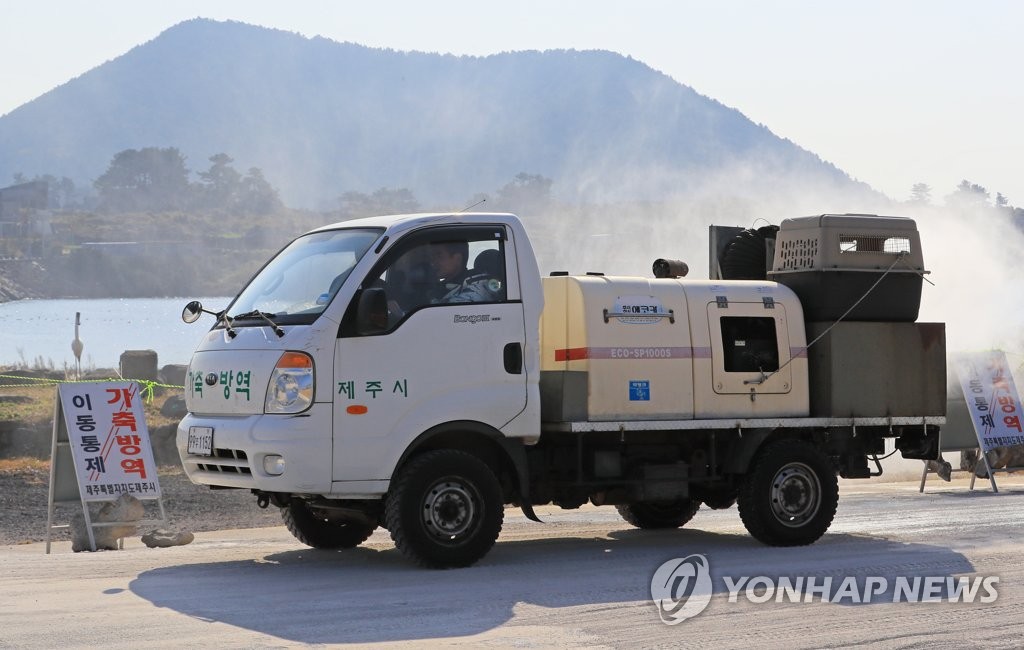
left=177, top=212, right=945, bottom=568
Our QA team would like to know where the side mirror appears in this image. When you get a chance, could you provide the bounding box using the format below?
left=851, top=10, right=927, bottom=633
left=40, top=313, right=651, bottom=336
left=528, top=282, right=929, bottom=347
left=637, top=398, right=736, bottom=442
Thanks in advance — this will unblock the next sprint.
left=182, top=300, right=203, bottom=324
left=356, top=288, right=389, bottom=335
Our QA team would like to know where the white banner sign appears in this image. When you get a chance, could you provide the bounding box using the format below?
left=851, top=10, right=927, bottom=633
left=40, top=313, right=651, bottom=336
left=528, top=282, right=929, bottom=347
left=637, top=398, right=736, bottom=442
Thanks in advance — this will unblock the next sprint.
left=953, top=351, right=1024, bottom=453
left=57, top=382, right=162, bottom=502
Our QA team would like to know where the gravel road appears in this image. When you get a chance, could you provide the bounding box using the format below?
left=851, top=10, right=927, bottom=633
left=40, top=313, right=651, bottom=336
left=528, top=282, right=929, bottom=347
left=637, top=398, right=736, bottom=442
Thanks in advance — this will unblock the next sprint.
left=3, top=476, right=1024, bottom=648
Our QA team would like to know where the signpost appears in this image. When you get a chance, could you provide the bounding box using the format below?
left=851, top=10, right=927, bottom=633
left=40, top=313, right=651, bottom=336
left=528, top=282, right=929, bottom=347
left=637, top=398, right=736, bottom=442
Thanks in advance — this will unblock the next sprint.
left=46, top=382, right=166, bottom=553
left=950, top=350, right=1024, bottom=493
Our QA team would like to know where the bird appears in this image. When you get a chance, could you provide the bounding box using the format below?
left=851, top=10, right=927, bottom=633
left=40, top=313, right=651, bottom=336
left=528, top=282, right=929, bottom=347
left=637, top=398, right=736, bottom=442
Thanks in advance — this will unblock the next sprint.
left=71, top=312, right=83, bottom=380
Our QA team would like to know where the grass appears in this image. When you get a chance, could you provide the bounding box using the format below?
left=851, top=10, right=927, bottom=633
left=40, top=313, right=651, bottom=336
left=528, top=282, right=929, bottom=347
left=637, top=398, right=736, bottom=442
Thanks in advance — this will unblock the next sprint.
left=0, top=457, right=50, bottom=474
left=0, top=376, right=184, bottom=432
left=0, top=385, right=58, bottom=423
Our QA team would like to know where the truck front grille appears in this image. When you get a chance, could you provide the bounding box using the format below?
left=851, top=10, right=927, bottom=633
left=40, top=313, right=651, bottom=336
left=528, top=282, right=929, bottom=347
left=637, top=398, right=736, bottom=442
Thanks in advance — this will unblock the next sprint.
left=195, top=448, right=252, bottom=475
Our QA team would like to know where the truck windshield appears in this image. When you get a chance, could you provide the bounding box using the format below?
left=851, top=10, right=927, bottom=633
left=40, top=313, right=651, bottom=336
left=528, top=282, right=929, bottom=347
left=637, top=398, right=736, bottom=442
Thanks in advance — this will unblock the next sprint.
left=227, top=228, right=383, bottom=326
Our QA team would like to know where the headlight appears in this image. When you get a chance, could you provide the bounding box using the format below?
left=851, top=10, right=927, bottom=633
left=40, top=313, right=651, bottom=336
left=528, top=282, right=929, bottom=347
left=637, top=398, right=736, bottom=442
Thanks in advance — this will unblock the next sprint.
left=265, top=351, right=314, bottom=414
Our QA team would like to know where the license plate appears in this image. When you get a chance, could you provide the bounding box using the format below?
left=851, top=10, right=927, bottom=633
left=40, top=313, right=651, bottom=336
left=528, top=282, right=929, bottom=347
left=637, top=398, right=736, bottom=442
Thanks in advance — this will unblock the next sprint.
left=187, top=426, right=214, bottom=456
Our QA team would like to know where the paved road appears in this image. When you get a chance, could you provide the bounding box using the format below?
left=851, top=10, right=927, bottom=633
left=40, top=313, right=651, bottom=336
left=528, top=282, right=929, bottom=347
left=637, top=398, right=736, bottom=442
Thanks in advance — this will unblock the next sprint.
left=3, top=477, right=1023, bottom=648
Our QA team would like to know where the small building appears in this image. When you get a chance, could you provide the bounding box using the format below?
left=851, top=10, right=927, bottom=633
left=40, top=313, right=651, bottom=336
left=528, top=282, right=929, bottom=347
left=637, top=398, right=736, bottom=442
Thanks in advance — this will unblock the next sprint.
left=0, top=181, right=49, bottom=238
left=0, top=180, right=48, bottom=218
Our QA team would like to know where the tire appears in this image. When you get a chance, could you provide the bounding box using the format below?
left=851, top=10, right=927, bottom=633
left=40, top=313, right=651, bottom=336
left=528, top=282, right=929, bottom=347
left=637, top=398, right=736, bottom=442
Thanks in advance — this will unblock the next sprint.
left=615, top=499, right=701, bottom=529
left=385, top=449, right=504, bottom=569
left=281, top=500, right=377, bottom=549
left=720, top=225, right=779, bottom=280
left=737, top=439, right=838, bottom=546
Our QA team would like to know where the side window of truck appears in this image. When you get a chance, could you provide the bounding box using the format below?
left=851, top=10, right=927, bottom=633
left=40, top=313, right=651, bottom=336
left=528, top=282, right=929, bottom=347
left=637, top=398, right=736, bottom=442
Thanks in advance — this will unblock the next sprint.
left=341, top=225, right=508, bottom=336
left=720, top=316, right=780, bottom=373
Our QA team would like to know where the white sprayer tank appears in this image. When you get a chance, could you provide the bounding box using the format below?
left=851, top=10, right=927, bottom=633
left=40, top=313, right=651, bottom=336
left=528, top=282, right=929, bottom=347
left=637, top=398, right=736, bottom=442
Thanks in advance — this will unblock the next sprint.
left=539, top=275, right=809, bottom=422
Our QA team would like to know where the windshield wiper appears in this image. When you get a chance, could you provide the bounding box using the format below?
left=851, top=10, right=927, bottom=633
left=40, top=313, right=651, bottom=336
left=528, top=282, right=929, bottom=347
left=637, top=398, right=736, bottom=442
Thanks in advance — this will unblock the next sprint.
left=232, top=310, right=285, bottom=338
left=216, top=310, right=237, bottom=339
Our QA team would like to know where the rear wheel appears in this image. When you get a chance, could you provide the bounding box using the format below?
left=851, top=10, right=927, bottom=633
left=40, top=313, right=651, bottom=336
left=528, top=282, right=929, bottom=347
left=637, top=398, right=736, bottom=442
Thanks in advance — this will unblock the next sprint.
left=737, top=439, right=838, bottom=546
left=281, top=500, right=377, bottom=549
left=385, top=449, right=504, bottom=568
left=616, top=499, right=701, bottom=529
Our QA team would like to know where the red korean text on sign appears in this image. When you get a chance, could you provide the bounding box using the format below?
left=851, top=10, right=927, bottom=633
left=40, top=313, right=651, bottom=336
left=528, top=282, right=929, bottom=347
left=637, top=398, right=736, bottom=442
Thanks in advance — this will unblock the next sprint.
left=107, top=386, right=148, bottom=479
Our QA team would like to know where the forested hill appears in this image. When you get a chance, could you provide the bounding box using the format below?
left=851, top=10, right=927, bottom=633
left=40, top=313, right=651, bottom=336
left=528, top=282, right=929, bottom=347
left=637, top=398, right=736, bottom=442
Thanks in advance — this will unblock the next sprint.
left=0, top=18, right=871, bottom=208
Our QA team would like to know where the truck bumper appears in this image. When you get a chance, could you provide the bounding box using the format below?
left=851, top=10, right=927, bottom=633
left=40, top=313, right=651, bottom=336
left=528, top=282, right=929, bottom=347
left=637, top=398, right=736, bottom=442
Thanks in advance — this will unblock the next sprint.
left=176, top=403, right=333, bottom=494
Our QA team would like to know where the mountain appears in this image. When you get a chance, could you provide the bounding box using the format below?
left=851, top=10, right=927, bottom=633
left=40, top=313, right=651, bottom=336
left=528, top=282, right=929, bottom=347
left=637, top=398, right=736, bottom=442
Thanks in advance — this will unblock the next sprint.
left=0, top=18, right=872, bottom=208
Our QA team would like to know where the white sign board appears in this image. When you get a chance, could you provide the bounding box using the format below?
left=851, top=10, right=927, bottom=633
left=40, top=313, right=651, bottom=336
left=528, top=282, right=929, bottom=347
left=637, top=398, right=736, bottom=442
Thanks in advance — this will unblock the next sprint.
left=953, top=351, right=1024, bottom=453
left=613, top=295, right=668, bottom=324
left=57, top=382, right=162, bottom=501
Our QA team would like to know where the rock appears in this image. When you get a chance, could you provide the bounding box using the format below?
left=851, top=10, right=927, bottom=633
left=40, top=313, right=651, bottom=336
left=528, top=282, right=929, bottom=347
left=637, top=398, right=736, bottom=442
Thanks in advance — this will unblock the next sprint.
left=988, top=447, right=1024, bottom=471
left=925, top=459, right=952, bottom=481
left=160, top=394, right=187, bottom=418
left=961, top=447, right=1024, bottom=477
left=960, top=449, right=978, bottom=472
left=159, top=364, right=188, bottom=388
left=120, top=349, right=158, bottom=383
left=141, top=528, right=195, bottom=548
left=71, top=494, right=145, bottom=552
left=148, top=423, right=181, bottom=466
left=80, top=368, right=119, bottom=381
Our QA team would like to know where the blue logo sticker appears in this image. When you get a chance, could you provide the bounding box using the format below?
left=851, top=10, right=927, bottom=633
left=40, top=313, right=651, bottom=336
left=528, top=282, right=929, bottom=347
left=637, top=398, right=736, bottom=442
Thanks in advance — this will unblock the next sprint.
left=629, top=380, right=650, bottom=401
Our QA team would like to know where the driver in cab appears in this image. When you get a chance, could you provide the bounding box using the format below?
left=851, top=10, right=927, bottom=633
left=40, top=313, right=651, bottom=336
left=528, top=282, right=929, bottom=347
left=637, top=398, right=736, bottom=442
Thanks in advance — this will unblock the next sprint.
left=429, top=241, right=502, bottom=304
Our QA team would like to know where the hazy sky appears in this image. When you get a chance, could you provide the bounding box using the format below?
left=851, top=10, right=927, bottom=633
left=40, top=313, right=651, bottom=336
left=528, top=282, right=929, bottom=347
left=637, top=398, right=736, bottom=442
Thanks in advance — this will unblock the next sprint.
left=2, top=1, right=1021, bottom=205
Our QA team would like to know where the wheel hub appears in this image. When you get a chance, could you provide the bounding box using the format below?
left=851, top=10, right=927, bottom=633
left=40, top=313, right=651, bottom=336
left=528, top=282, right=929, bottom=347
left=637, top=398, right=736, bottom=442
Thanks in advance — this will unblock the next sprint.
left=770, top=462, right=821, bottom=527
left=423, top=480, right=476, bottom=540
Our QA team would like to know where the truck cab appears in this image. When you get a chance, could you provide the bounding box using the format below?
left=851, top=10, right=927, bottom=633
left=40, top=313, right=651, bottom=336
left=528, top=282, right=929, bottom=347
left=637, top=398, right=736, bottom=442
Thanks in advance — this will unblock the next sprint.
left=179, top=213, right=542, bottom=490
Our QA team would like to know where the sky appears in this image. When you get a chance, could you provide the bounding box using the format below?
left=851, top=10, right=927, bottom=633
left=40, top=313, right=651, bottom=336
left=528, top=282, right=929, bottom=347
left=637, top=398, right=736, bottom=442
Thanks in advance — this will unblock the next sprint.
left=1, top=1, right=1022, bottom=205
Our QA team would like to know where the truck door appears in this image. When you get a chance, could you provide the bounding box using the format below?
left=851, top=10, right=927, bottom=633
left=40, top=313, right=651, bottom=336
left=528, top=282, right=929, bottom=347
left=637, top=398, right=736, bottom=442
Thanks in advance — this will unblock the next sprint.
left=331, top=224, right=528, bottom=484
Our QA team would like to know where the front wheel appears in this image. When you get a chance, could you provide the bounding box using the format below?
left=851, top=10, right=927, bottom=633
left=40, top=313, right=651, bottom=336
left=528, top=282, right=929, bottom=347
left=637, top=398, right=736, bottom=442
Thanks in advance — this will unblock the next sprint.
left=281, top=500, right=377, bottom=549
left=615, top=499, right=701, bottom=529
left=737, top=439, right=838, bottom=546
left=385, top=450, right=504, bottom=568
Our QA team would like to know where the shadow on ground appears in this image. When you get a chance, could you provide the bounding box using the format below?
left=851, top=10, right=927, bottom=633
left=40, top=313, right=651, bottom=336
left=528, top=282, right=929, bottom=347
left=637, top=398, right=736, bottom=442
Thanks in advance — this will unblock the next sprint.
left=130, top=529, right=974, bottom=644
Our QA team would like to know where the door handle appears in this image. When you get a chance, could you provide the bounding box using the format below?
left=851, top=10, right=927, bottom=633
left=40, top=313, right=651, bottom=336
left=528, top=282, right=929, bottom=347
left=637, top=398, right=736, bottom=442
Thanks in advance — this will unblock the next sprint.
left=503, top=342, right=523, bottom=374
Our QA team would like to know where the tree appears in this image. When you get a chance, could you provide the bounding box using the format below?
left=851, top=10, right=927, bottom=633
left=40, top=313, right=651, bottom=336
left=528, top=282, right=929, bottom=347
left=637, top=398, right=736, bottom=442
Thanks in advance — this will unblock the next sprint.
left=1011, top=207, right=1024, bottom=233
left=949, top=179, right=990, bottom=206
left=494, top=172, right=553, bottom=212
left=337, top=187, right=419, bottom=218
left=995, top=192, right=1009, bottom=208
left=909, top=183, right=932, bottom=204
left=237, top=167, right=283, bottom=214
left=94, top=147, right=191, bottom=212
left=195, top=155, right=283, bottom=214
left=56, top=176, right=76, bottom=208
left=197, top=153, right=243, bottom=209
left=27, top=174, right=77, bottom=209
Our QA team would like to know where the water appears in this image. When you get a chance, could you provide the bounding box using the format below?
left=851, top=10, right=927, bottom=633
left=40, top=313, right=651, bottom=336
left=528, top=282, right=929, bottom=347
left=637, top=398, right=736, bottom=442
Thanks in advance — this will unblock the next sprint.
left=0, top=297, right=232, bottom=370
